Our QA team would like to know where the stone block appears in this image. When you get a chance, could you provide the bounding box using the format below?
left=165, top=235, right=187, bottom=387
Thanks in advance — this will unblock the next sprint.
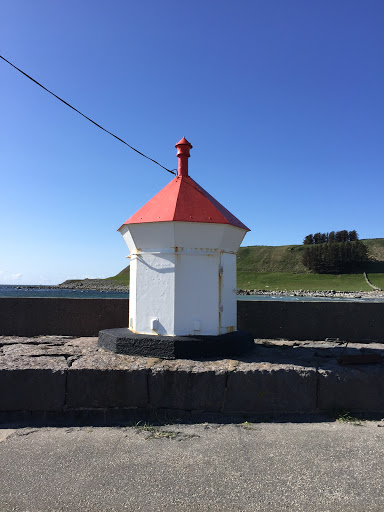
left=66, top=369, right=148, bottom=409
left=317, top=363, right=384, bottom=412
left=0, top=369, right=66, bottom=411
left=98, top=328, right=254, bottom=360
left=224, top=364, right=317, bottom=413
left=148, top=369, right=226, bottom=411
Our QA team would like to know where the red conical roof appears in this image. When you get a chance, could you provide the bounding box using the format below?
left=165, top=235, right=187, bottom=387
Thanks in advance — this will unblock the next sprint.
left=119, top=138, right=250, bottom=231
left=119, top=175, right=249, bottom=230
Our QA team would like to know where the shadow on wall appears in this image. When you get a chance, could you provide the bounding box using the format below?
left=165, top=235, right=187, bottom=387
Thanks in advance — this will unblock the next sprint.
left=0, top=298, right=383, bottom=342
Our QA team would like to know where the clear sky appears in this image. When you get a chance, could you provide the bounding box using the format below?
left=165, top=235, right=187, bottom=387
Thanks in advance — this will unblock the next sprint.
left=1, top=0, right=383, bottom=284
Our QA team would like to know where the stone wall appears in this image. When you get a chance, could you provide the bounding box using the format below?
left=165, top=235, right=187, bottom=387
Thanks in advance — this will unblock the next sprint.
left=0, top=298, right=127, bottom=337
left=1, top=337, right=384, bottom=419
left=239, top=300, right=384, bottom=342
left=0, top=297, right=383, bottom=341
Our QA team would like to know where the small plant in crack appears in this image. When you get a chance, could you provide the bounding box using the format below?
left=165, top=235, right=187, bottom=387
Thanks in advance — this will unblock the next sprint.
left=237, top=421, right=256, bottom=430
left=332, top=409, right=364, bottom=426
left=134, top=423, right=199, bottom=441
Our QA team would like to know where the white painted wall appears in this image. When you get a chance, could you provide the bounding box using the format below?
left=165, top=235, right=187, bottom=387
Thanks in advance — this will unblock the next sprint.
left=133, top=252, right=176, bottom=335
left=119, top=222, right=247, bottom=336
left=174, top=251, right=220, bottom=335
left=219, top=252, right=237, bottom=334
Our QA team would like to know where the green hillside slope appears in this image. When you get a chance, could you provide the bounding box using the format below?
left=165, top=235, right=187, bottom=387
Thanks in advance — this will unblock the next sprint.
left=236, top=238, right=384, bottom=291
left=368, top=273, right=384, bottom=290
left=237, top=238, right=384, bottom=274
left=237, top=244, right=307, bottom=273
left=106, top=265, right=130, bottom=286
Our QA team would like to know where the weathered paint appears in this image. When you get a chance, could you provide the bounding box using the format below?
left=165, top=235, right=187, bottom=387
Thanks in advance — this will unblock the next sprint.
left=120, top=222, right=246, bottom=254
left=219, top=252, right=237, bottom=334
left=118, top=138, right=250, bottom=336
left=121, top=221, right=246, bottom=336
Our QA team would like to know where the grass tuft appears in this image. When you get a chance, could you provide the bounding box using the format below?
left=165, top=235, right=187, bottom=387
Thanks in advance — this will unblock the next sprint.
left=134, top=423, right=199, bottom=441
left=332, top=409, right=364, bottom=426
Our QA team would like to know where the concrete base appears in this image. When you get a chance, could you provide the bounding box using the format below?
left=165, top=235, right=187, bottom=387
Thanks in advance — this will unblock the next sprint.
left=98, top=328, right=254, bottom=359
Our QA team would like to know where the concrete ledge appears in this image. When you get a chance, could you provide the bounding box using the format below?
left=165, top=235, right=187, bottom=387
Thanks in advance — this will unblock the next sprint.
left=67, top=369, right=148, bottom=409
left=317, top=364, right=384, bottom=412
left=0, top=369, right=66, bottom=411
left=1, top=336, right=384, bottom=417
left=224, top=366, right=317, bottom=413
left=148, top=369, right=227, bottom=411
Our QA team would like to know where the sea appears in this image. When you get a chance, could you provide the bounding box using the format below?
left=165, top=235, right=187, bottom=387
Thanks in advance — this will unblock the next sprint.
left=1, top=285, right=384, bottom=302
left=0, top=285, right=129, bottom=300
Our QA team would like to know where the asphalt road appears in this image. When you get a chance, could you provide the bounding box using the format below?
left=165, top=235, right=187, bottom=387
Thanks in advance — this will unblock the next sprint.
left=1, top=419, right=384, bottom=511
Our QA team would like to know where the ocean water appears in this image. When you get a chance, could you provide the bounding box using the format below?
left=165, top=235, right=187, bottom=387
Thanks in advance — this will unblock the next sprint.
left=1, top=285, right=383, bottom=302
left=0, top=285, right=129, bottom=299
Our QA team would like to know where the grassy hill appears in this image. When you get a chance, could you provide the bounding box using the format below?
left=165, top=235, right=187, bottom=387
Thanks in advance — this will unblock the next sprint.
left=237, top=244, right=308, bottom=273
left=236, top=238, right=384, bottom=291
left=106, top=265, right=130, bottom=286
left=74, top=238, right=384, bottom=292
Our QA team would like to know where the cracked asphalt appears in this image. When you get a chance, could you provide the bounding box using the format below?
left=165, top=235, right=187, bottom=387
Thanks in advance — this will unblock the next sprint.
left=1, top=419, right=384, bottom=511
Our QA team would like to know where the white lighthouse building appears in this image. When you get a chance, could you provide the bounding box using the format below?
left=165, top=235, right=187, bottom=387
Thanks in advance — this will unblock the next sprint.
left=118, top=137, right=250, bottom=338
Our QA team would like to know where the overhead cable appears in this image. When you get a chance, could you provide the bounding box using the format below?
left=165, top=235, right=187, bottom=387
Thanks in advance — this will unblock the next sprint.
left=0, top=54, right=176, bottom=175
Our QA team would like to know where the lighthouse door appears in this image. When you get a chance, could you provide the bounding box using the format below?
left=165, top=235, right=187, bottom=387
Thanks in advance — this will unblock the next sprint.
left=219, top=252, right=237, bottom=334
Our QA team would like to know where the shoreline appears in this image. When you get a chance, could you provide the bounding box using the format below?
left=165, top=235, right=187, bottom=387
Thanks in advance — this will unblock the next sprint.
left=8, top=280, right=129, bottom=293
left=237, top=289, right=384, bottom=299
left=6, top=284, right=384, bottom=300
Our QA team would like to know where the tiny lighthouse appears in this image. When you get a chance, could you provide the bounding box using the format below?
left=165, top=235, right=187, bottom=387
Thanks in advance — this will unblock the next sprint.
left=99, top=138, right=253, bottom=358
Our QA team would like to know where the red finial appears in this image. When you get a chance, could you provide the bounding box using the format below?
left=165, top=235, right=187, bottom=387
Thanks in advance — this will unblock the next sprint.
left=175, top=137, right=193, bottom=177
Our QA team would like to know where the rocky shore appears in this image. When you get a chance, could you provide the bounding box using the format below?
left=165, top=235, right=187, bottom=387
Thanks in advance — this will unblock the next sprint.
left=15, top=279, right=129, bottom=293
left=56, top=279, right=129, bottom=292
left=237, top=289, right=384, bottom=299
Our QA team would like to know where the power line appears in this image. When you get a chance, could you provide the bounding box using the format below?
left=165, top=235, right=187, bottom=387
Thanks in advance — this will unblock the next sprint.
left=0, top=54, right=176, bottom=175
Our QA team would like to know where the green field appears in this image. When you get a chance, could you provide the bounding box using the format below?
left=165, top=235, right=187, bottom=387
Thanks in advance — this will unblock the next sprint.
left=367, top=273, right=384, bottom=290
left=237, top=271, right=372, bottom=292
left=235, top=238, right=384, bottom=291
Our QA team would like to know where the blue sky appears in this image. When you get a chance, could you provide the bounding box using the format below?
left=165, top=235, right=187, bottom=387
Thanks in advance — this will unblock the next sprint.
left=1, top=0, right=383, bottom=284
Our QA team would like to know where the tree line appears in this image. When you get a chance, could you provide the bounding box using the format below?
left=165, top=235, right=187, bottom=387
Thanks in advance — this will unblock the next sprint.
left=303, top=230, right=358, bottom=245
left=302, top=230, right=368, bottom=274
